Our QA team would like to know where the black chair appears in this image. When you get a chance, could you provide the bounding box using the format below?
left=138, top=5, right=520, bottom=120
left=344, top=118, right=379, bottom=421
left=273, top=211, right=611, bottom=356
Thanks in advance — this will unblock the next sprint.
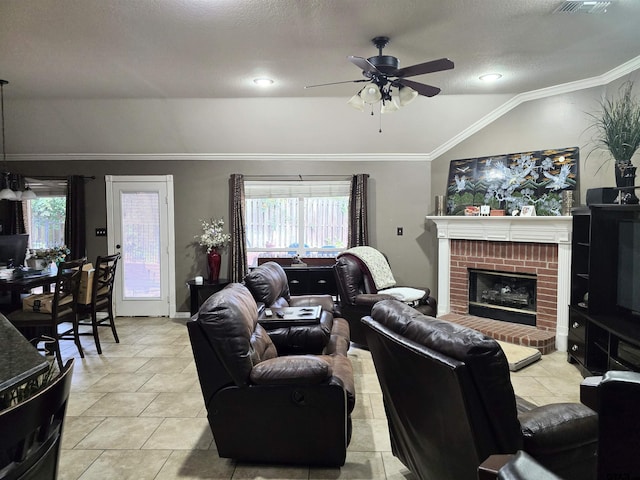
left=333, top=247, right=436, bottom=345
left=77, top=253, right=121, bottom=354
left=0, top=359, right=74, bottom=480
left=362, top=299, right=598, bottom=480
left=8, top=258, right=86, bottom=369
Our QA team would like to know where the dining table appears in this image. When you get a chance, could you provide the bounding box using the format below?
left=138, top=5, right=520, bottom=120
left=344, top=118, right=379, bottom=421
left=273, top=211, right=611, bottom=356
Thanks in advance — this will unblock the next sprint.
left=0, top=268, right=58, bottom=312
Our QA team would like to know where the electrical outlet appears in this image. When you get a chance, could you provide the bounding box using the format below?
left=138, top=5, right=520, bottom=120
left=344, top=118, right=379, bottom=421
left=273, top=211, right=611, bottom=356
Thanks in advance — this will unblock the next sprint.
left=397, top=227, right=403, bottom=236
left=95, top=228, right=107, bottom=237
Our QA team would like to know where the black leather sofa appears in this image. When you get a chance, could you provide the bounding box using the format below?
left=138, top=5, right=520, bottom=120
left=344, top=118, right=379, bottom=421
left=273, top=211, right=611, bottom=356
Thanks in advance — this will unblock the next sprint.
left=362, top=299, right=598, bottom=480
left=244, top=261, right=349, bottom=355
left=188, top=283, right=355, bottom=466
left=333, top=251, right=436, bottom=346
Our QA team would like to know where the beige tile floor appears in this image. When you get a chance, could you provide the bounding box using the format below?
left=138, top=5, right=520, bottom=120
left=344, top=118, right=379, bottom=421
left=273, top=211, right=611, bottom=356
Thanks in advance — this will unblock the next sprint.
left=56, top=317, right=585, bottom=480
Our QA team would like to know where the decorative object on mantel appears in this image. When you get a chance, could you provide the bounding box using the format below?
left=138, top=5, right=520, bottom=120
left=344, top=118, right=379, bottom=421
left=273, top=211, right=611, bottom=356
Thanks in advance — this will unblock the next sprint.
left=195, top=218, right=231, bottom=282
left=446, top=147, right=578, bottom=216
left=586, top=80, right=640, bottom=205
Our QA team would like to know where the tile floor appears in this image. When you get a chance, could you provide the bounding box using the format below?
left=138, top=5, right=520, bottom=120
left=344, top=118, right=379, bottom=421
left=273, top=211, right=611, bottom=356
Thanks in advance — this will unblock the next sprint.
left=57, top=317, right=586, bottom=480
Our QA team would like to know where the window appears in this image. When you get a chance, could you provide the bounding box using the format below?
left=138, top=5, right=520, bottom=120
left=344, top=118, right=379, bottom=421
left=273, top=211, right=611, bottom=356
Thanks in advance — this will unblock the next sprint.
left=23, top=178, right=67, bottom=249
left=245, top=180, right=350, bottom=267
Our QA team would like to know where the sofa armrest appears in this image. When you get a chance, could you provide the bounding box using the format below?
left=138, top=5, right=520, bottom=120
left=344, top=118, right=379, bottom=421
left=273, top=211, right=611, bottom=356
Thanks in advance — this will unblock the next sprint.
left=479, top=452, right=563, bottom=480
left=289, top=294, right=335, bottom=312
left=580, top=375, right=602, bottom=412
left=250, top=356, right=332, bottom=385
left=354, top=293, right=395, bottom=306
left=519, top=402, right=597, bottom=454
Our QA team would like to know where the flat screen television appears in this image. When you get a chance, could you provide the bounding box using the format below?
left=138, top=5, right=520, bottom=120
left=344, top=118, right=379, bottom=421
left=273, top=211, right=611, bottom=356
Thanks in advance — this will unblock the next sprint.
left=0, top=234, right=29, bottom=268
left=617, top=220, right=640, bottom=316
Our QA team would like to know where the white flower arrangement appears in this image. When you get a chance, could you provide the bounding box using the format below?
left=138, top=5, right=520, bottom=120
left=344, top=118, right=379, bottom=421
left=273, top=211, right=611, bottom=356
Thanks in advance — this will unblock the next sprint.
left=195, top=218, right=231, bottom=253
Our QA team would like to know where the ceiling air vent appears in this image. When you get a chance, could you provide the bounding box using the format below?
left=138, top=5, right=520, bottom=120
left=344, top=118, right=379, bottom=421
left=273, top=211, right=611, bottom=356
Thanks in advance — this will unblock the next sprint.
left=553, top=1, right=612, bottom=14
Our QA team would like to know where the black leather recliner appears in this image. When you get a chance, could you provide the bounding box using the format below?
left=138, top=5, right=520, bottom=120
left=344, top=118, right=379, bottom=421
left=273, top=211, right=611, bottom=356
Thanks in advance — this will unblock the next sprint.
left=362, top=299, right=598, bottom=480
left=244, top=261, right=350, bottom=355
left=187, top=283, right=355, bottom=467
left=333, top=250, right=437, bottom=345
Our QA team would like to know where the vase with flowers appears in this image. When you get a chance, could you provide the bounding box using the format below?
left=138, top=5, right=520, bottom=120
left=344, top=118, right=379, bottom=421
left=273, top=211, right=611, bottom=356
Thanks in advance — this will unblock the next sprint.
left=588, top=80, right=640, bottom=204
left=195, top=218, right=231, bottom=282
left=26, top=245, right=70, bottom=270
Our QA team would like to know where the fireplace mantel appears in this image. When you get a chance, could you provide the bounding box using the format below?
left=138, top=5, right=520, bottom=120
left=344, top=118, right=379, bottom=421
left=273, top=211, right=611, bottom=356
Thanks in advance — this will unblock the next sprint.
left=426, top=215, right=573, bottom=352
left=425, top=215, right=572, bottom=244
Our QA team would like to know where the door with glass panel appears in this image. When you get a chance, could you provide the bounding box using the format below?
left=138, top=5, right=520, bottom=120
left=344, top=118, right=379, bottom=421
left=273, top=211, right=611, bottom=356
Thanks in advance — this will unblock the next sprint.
left=105, top=175, right=176, bottom=317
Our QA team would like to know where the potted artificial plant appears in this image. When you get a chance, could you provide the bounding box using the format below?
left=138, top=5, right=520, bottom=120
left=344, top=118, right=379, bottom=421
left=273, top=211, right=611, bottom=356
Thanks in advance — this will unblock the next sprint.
left=588, top=80, right=640, bottom=204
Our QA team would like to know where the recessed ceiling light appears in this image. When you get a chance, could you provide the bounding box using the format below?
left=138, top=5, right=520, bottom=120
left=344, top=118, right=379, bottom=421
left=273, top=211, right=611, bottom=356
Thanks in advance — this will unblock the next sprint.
left=479, top=73, right=502, bottom=82
left=253, top=78, right=274, bottom=86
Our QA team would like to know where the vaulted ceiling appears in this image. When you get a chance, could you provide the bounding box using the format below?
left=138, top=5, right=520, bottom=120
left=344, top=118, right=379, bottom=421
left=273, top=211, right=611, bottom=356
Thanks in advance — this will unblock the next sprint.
left=2, top=0, right=639, bottom=100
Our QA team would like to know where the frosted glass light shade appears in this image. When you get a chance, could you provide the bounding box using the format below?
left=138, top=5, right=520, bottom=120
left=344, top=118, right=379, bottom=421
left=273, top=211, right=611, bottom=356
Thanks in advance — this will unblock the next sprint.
left=381, top=101, right=398, bottom=114
left=360, top=83, right=381, bottom=104
left=0, top=188, right=17, bottom=201
left=347, top=92, right=365, bottom=111
left=22, top=188, right=36, bottom=200
left=395, top=86, right=418, bottom=107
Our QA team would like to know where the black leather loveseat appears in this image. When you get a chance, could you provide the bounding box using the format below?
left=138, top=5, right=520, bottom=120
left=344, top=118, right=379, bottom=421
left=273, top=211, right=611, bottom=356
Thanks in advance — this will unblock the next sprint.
left=362, top=299, right=598, bottom=480
left=244, top=261, right=349, bottom=355
left=188, top=283, right=355, bottom=466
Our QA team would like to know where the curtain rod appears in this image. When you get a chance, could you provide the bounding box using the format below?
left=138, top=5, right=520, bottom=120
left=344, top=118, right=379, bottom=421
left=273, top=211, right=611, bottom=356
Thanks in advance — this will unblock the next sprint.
left=243, top=174, right=352, bottom=181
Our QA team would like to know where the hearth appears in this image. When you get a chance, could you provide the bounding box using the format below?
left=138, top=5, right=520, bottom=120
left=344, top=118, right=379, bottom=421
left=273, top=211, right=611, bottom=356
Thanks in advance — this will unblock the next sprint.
left=468, top=269, right=536, bottom=326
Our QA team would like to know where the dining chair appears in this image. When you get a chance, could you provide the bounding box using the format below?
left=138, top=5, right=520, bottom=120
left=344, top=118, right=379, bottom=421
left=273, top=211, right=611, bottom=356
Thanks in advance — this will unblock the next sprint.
left=77, top=253, right=121, bottom=354
left=0, top=359, right=74, bottom=480
left=7, top=258, right=86, bottom=370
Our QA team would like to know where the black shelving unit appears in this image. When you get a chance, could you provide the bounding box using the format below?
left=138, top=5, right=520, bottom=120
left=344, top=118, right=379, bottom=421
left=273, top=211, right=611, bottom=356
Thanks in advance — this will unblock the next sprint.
left=568, top=205, right=640, bottom=376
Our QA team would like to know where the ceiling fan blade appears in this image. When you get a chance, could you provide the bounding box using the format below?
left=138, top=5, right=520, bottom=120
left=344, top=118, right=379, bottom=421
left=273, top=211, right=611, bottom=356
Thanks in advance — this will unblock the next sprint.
left=304, top=79, right=368, bottom=89
left=396, top=79, right=441, bottom=97
left=348, top=55, right=382, bottom=76
left=396, top=58, right=454, bottom=78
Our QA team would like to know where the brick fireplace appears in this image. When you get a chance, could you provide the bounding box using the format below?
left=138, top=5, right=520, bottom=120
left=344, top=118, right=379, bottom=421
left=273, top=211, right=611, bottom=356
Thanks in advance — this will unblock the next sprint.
left=426, top=215, right=572, bottom=352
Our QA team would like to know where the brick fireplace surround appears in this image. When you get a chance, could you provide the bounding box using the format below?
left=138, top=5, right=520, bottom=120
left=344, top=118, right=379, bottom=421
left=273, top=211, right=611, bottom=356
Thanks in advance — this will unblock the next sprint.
left=426, top=216, right=573, bottom=354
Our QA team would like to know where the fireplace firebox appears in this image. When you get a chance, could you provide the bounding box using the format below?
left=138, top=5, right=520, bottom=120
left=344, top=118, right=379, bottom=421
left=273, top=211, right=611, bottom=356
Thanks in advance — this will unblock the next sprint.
left=468, top=269, right=537, bottom=326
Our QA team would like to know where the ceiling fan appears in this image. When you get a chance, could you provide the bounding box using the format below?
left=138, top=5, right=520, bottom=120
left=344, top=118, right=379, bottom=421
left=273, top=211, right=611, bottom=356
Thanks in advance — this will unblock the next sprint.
left=306, top=36, right=454, bottom=112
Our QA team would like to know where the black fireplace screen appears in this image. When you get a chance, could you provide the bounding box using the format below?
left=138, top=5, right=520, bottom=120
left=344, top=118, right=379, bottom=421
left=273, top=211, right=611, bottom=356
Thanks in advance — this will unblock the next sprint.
left=468, top=269, right=537, bottom=326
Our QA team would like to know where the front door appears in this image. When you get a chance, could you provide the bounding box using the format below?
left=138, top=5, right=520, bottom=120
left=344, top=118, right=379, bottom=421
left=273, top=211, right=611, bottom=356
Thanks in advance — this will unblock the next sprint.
left=105, top=175, right=176, bottom=317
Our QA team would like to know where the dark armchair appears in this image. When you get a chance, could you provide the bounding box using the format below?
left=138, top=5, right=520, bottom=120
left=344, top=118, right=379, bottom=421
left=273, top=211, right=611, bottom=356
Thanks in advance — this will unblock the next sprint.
left=244, top=261, right=349, bottom=355
left=333, top=247, right=436, bottom=345
left=187, top=283, right=355, bottom=467
left=362, top=300, right=598, bottom=480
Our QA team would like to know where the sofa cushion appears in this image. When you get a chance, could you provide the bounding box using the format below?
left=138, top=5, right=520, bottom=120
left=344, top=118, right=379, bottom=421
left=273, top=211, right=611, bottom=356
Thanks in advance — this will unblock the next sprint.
left=196, top=283, right=277, bottom=387
left=244, top=262, right=290, bottom=306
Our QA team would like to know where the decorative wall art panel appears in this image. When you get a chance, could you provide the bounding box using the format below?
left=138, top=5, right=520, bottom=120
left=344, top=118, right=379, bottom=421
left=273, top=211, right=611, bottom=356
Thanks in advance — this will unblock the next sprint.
left=446, top=147, right=579, bottom=216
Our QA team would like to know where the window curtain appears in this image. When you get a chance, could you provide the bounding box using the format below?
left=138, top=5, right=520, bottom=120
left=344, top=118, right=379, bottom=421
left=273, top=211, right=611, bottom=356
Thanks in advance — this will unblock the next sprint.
left=229, top=174, right=247, bottom=282
left=64, top=175, right=86, bottom=260
left=0, top=174, right=26, bottom=234
left=348, top=173, right=369, bottom=247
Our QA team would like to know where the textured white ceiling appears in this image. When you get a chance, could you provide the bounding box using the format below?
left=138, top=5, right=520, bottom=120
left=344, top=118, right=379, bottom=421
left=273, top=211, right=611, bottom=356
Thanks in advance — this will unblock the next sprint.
left=1, top=0, right=639, bottom=100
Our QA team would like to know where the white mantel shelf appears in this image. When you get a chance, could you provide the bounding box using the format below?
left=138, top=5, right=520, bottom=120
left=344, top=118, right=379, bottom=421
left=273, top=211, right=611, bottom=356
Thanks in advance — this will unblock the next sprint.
left=425, top=215, right=573, bottom=244
left=426, top=215, right=573, bottom=352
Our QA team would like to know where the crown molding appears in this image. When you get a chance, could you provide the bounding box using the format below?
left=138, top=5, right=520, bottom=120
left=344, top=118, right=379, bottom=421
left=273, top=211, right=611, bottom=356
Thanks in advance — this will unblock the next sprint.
left=430, top=54, right=640, bottom=160
left=6, top=152, right=431, bottom=162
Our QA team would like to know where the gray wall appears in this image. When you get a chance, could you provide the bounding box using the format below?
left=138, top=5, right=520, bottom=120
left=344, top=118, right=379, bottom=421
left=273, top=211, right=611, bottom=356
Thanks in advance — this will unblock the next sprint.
left=16, top=158, right=433, bottom=313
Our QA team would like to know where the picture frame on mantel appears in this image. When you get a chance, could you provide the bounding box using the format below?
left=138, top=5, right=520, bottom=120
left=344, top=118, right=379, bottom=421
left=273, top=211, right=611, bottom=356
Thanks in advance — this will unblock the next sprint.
left=445, top=146, right=579, bottom=216
left=520, top=205, right=536, bottom=217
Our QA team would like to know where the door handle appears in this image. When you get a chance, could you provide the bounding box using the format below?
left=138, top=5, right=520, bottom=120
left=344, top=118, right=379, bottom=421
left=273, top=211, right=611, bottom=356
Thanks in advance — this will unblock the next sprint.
left=116, top=244, right=121, bottom=249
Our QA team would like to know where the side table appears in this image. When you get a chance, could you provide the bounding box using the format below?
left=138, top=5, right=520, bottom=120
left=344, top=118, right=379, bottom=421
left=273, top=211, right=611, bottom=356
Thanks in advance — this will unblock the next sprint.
left=187, top=279, right=230, bottom=316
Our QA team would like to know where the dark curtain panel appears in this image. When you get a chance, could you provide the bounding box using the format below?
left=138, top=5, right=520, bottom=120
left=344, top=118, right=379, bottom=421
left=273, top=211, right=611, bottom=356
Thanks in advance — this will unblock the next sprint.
left=65, top=175, right=86, bottom=259
left=1, top=174, right=26, bottom=234
left=229, top=174, right=247, bottom=282
left=348, top=173, right=369, bottom=247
